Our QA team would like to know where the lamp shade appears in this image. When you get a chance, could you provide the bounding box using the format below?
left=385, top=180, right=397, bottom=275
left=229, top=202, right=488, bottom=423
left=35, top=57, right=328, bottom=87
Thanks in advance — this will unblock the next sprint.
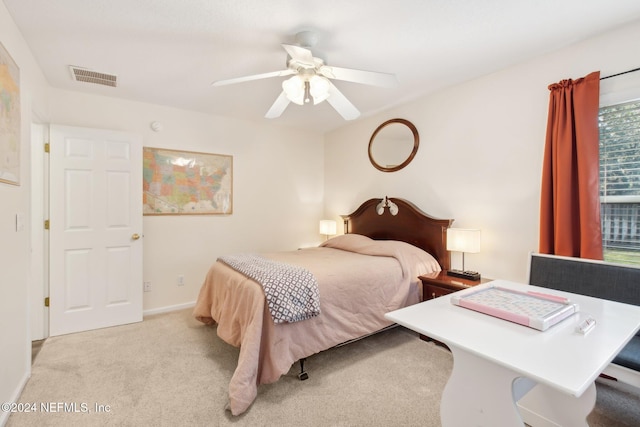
left=319, top=220, right=337, bottom=236
left=309, top=75, right=330, bottom=104
left=446, top=228, right=481, bottom=253
left=282, top=75, right=305, bottom=105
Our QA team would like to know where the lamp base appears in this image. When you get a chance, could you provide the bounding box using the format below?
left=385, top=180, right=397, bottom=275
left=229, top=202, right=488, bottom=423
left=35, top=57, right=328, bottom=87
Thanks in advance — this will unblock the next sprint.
left=447, top=269, right=481, bottom=281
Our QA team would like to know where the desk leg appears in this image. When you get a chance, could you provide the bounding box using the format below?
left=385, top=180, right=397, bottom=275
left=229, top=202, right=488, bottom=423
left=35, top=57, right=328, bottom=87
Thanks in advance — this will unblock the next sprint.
left=517, top=382, right=596, bottom=427
left=442, top=346, right=596, bottom=427
left=441, top=346, right=532, bottom=427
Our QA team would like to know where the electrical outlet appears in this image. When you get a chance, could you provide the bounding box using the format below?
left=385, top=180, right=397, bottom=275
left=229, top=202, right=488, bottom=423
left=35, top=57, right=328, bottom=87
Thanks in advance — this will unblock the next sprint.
left=177, top=275, right=184, bottom=286
left=143, top=281, right=152, bottom=292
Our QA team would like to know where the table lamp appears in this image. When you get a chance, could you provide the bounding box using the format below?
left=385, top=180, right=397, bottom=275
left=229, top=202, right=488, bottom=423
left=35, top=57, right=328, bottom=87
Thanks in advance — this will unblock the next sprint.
left=319, top=220, right=337, bottom=241
left=446, top=228, right=481, bottom=281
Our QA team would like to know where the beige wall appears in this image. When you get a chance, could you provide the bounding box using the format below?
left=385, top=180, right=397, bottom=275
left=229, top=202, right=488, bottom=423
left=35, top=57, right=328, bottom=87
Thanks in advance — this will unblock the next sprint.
left=3, top=0, right=640, bottom=418
left=1, top=3, right=324, bottom=413
left=0, top=1, right=49, bottom=422
left=324, top=20, right=640, bottom=283
left=48, top=89, right=325, bottom=313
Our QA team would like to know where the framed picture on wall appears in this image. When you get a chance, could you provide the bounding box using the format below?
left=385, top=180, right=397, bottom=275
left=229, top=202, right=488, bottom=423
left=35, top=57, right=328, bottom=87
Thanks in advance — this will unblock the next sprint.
left=143, top=147, right=233, bottom=215
left=0, top=41, right=21, bottom=186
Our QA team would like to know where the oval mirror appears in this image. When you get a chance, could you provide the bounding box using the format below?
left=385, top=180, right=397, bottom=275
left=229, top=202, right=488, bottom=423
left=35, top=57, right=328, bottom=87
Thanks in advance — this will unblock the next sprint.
left=368, top=118, right=419, bottom=172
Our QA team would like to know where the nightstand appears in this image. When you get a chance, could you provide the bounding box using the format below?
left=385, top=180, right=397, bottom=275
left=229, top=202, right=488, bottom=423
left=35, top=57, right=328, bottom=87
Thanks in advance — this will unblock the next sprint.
left=418, top=271, right=492, bottom=342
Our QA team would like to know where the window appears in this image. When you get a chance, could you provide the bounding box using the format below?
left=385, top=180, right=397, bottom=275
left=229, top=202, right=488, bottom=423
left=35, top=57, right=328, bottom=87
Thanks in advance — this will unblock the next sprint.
left=599, top=99, right=640, bottom=266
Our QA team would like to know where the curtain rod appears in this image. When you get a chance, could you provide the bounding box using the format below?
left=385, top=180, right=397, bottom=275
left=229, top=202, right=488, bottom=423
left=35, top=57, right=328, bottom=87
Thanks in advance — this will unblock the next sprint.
left=600, top=67, right=640, bottom=81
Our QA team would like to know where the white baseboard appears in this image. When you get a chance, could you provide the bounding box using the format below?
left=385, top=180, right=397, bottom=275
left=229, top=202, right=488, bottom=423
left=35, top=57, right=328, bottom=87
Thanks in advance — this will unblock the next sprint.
left=1, top=371, right=31, bottom=427
left=143, top=301, right=195, bottom=317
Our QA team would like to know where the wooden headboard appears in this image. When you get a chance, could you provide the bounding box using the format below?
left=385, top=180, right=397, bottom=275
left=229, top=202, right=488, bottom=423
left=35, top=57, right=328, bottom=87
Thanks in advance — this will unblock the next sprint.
left=341, top=197, right=453, bottom=270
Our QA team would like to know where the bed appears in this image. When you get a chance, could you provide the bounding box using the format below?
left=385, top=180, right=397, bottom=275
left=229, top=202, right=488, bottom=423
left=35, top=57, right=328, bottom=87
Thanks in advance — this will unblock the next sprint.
left=193, top=197, right=453, bottom=415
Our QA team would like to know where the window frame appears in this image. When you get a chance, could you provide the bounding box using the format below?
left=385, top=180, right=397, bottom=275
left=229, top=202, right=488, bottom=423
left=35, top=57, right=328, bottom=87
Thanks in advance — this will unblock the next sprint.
left=599, top=72, right=640, bottom=266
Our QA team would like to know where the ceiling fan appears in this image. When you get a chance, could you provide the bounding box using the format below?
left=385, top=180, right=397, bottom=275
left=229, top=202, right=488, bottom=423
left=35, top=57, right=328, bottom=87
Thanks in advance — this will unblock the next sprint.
left=211, top=31, right=398, bottom=120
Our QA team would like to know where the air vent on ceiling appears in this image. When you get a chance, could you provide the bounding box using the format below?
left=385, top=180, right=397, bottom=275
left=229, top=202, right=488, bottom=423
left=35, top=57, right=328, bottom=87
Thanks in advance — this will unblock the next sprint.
left=69, top=66, right=117, bottom=87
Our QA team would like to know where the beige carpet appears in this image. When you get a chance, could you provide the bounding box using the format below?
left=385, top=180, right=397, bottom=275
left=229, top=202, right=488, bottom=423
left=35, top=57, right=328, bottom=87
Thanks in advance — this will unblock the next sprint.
left=7, top=309, right=640, bottom=427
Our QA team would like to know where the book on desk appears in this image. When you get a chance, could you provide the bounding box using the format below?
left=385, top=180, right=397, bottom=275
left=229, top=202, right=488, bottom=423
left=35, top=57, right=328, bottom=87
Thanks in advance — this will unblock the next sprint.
left=450, top=285, right=579, bottom=331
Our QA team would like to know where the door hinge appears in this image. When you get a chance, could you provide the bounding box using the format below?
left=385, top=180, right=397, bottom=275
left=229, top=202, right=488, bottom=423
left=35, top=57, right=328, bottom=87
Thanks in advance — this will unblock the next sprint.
left=44, top=142, right=50, bottom=153
left=44, top=297, right=50, bottom=307
left=44, top=219, right=50, bottom=230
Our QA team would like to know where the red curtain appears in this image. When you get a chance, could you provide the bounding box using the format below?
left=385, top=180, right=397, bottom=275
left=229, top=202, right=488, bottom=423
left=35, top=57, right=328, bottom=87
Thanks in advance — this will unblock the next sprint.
left=539, top=71, right=603, bottom=259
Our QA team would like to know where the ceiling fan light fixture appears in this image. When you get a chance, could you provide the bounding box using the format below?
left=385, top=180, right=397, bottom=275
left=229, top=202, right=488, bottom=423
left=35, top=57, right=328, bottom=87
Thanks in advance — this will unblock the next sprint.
left=309, top=75, right=330, bottom=105
left=282, top=75, right=305, bottom=105
left=214, top=36, right=389, bottom=120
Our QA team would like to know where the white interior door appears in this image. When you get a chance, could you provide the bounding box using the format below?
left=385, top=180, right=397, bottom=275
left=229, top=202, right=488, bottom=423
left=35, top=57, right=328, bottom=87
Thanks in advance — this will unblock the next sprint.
left=49, top=125, right=143, bottom=336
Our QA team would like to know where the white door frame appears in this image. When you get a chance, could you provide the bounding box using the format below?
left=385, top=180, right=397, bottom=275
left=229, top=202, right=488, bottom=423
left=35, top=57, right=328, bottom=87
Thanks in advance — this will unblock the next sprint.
left=30, top=123, right=143, bottom=339
left=29, top=122, right=49, bottom=341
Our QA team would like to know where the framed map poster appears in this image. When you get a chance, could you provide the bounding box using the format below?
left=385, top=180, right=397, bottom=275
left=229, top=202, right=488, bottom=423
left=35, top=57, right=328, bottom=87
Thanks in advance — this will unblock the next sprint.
left=0, top=41, right=20, bottom=186
left=143, top=147, right=232, bottom=215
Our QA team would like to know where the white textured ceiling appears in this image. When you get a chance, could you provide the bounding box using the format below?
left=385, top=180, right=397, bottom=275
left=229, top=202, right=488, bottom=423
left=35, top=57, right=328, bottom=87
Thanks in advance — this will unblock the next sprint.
left=5, top=0, right=640, bottom=133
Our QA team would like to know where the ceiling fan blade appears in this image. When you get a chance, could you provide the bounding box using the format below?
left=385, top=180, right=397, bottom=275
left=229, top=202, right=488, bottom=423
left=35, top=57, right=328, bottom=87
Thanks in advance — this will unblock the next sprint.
left=326, top=82, right=360, bottom=120
left=319, top=66, right=398, bottom=88
left=282, top=44, right=314, bottom=66
left=265, top=91, right=291, bottom=119
left=212, top=69, right=295, bottom=87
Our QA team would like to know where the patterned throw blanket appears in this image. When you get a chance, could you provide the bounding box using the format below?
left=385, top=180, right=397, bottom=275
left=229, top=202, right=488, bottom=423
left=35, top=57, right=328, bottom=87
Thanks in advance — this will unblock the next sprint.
left=218, top=253, right=321, bottom=324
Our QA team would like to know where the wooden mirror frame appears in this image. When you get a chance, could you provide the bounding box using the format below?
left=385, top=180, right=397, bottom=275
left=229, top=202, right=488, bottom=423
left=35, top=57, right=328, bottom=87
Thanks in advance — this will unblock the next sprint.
left=368, top=118, right=420, bottom=172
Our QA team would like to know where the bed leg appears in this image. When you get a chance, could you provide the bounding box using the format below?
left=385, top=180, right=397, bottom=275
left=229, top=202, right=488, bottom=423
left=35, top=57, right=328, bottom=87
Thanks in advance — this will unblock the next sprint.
left=298, top=358, right=309, bottom=381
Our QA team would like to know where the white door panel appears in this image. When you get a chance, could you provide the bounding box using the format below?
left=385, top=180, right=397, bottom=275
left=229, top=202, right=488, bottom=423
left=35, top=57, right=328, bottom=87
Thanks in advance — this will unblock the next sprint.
left=49, top=125, right=142, bottom=336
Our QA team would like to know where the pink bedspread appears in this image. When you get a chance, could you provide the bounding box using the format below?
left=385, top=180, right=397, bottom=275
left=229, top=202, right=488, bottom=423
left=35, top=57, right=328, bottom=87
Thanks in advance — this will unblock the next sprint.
left=193, top=234, right=440, bottom=415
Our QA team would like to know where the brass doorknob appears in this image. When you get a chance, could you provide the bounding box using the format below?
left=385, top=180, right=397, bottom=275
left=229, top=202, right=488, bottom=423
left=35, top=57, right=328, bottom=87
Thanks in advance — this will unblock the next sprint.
left=131, top=233, right=141, bottom=240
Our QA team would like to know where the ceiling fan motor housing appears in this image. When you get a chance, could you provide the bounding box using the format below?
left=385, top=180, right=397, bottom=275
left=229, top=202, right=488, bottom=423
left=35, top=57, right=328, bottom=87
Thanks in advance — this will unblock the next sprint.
left=294, top=30, right=318, bottom=48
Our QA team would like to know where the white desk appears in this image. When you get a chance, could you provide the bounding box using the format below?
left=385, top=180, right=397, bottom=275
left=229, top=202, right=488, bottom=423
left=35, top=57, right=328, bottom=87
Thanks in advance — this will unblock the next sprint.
left=385, top=279, right=640, bottom=427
